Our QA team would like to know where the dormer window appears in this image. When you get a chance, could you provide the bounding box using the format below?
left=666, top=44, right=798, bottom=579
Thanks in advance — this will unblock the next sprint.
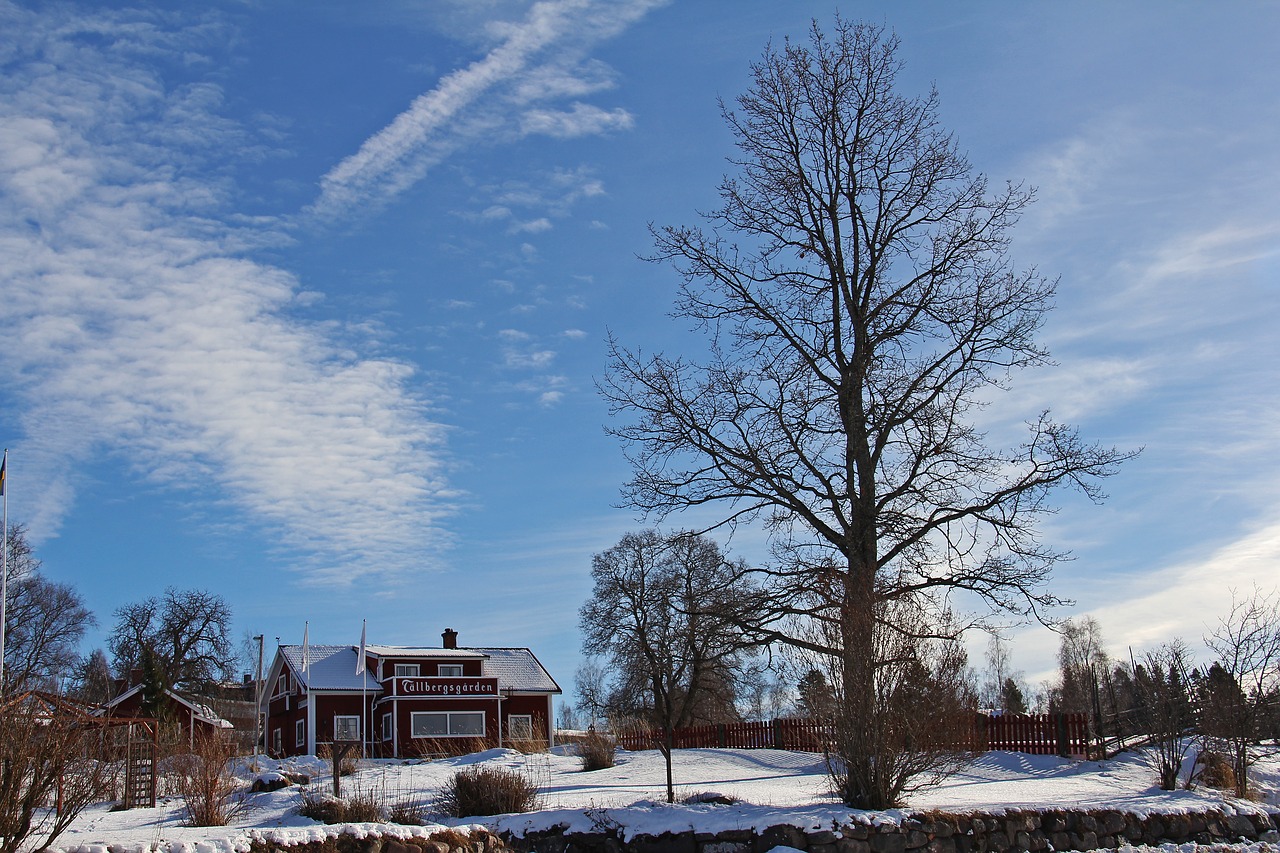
left=438, top=664, right=463, bottom=677
left=394, top=664, right=420, bottom=677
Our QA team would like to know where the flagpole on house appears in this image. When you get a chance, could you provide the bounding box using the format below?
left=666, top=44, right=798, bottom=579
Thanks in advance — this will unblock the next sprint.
left=0, top=449, right=8, bottom=698
left=303, top=621, right=311, bottom=754
left=356, top=619, right=367, bottom=758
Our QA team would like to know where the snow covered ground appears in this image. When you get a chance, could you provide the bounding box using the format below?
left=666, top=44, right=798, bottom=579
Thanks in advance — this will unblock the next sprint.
left=51, top=745, right=1280, bottom=853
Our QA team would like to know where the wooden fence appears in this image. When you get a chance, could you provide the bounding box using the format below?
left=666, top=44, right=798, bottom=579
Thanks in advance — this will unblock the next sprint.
left=614, top=713, right=1089, bottom=758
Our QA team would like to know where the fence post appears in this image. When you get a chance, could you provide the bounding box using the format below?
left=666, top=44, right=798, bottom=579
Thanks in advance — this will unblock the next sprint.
left=1054, top=713, right=1069, bottom=758
left=772, top=718, right=783, bottom=749
left=717, top=724, right=726, bottom=748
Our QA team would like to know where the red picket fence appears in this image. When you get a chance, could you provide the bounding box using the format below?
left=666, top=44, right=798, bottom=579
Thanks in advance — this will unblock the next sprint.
left=613, top=713, right=1089, bottom=758
left=979, top=712, right=1089, bottom=757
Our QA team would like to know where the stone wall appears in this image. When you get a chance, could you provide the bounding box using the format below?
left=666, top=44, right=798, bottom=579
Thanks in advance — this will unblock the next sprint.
left=504, top=808, right=1280, bottom=853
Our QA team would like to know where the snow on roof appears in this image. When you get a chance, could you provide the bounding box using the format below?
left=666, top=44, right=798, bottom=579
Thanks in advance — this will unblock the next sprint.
left=101, top=685, right=234, bottom=728
left=473, top=647, right=560, bottom=694
left=363, top=644, right=487, bottom=659
left=277, top=643, right=558, bottom=693
left=280, top=645, right=381, bottom=692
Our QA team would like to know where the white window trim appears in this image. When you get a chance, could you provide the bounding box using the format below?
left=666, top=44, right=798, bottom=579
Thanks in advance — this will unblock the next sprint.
left=508, top=714, right=533, bottom=741
left=410, top=710, right=486, bottom=738
left=295, top=719, right=305, bottom=747
left=437, top=664, right=464, bottom=677
left=334, top=715, right=361, bottom=742
left=394, top=663, right=420, bottom=677
left=381, top=712, right=394, bottom=741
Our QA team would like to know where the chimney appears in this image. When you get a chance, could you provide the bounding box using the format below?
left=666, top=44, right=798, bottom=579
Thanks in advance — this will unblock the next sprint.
left=442, top=627, right=458, bottom=649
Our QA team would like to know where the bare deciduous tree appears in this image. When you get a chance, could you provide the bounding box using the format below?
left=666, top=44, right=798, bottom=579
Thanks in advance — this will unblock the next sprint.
left=1132, top=640, right=1194, bottom=790
left=579, top=529, right=756, bottom=803
left=600, top=18, right=1132, bottom=808
left=108, top=587, right=235, bottom=691
left=980, top=634, right=1028, bottom=714
left=0, top=693, right=113, bottom=853
left=1200, top=587, right=1280, bottom=798
left=2, top=524, right=94, bottom=693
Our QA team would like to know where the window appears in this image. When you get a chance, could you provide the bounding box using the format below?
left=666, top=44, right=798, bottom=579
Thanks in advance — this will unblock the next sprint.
left=437, top=664, right=463, bottom=677
left=507, top=714, right=533, bottom=741
left=295, top=719, right=305, bottom=747
left=381, top=712, right=393, bottom=741
left=394, top=663, right=420, bottom=677
left=272, top=728, right=282, bottom=755
left=410, top=711, right=485, bottom=738
left=334, top=715, right=360, bottom=742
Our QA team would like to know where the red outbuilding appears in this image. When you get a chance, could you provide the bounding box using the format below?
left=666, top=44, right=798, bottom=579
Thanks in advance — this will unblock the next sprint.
left=260, top=627, right=560, bottom=758
left=99, top=684, right=234, bottom=747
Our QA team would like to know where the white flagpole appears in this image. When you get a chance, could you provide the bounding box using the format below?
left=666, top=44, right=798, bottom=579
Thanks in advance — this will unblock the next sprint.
left=1, top=449, right=8, bottom=698
left=357, top=619, right=367, bottom=756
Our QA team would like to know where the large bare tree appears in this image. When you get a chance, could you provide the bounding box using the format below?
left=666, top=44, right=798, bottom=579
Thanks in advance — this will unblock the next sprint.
left=600, top=19, right=1132, bottom=808
left=108, top=587, right=234, bottom=691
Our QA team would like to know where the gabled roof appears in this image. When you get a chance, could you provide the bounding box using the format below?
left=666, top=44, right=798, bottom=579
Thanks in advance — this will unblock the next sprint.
left=364, top=644, right=487, bottom=660
left=102, top=685, right=233, bottom=729
left=280, top=645, right=381, bottom=692
left=266, top=641, right=560, bottom=696
left=470, top=647, right=560, bottom=694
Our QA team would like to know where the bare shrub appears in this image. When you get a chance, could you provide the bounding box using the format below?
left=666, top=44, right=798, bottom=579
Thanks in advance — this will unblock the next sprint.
left=1194, top=749, right=1237, bottom=792
left=434, top=766, right=538, bottom=818
left=577, top=729, right=616, bottom=771
left=171, top=730, right=245, bottom=826
left=0, top=693, right=114, bottom=853
left=297, top=786, right=383, bottom=824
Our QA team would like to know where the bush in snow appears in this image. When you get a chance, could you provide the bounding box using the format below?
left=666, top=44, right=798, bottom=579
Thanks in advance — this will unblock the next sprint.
left=297, top=786, right=383, bottom=824
left=171, top=730, right=247, bottom=826
left=577, top=729, right=616, bottom=771
left=434, top=766, right=538, bottom=818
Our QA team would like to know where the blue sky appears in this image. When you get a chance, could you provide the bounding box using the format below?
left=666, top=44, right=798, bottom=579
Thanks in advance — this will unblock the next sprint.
left=2, top=0, right=1278, bottom=698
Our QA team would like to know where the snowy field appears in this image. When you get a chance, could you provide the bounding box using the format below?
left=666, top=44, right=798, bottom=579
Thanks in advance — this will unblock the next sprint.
left=53, top=745, right=1280, bottom=853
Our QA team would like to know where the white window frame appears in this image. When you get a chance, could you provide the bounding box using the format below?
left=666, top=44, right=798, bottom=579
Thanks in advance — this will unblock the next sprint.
left=295, top=719, right=305, bottom=747
left=334, top=715, right=361, bottom=742
left=381, top=712, right=394, bottom=741
left=410, top=711, right=486, bottom=738
left=273, top=673, right=289, bottom=699
left=394, top=663, right=420, bottom=677
left=437, top=664, right=463, bottom=677
left=507, top=714, right=533, bottom=741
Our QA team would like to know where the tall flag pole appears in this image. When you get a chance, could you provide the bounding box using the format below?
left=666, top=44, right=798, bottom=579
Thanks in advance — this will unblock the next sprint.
left=357, top=619, right=367, bottom=756
left=302, top=621, right=311, bottom=754
left=0, top=449, right=7, bottom=697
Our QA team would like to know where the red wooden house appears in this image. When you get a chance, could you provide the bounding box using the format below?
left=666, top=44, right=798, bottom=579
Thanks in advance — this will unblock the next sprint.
left=260, top=627, right=560, bottom=758
left=99, top=684, right=234, bottom=747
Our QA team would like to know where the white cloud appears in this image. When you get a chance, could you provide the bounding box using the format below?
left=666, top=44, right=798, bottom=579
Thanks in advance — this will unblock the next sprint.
left=0, top=6, right=454, bottom=585
left=520, top=103, right=634, bottom=138
left=310, top=0, right=666, bottom=220
left=512, top=216, right=553, bottom=233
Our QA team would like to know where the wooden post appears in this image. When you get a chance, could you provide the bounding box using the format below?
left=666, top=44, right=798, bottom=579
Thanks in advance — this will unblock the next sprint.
left=1055, top=713, right=1069, bottom=758
left=332, top=740, right=357, bottom=797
